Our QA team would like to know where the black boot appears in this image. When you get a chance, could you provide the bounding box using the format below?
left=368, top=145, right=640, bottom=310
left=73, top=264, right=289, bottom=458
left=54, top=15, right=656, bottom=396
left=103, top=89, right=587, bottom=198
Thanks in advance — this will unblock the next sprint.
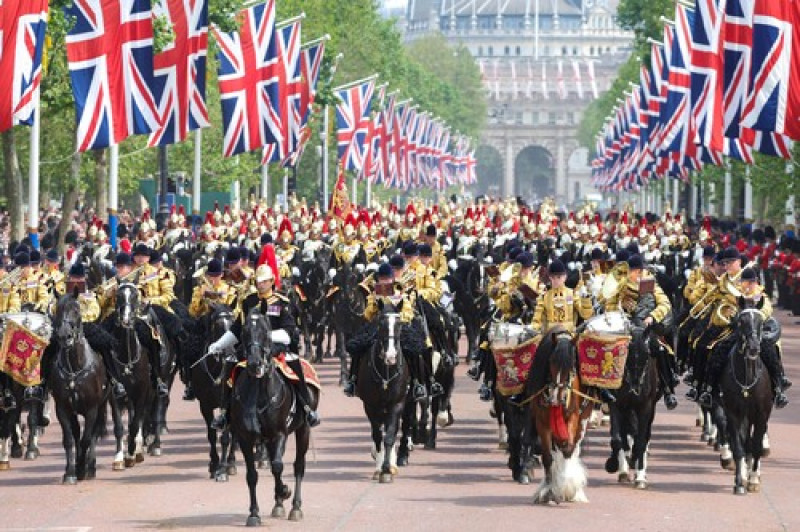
left=211, top=380, right=232, bottom=431
left=698, top=385, right=713, bottom=408
left=598, top=388, right=616, bottom=403
left=478, top=382, right=493, bottom=402
left=655, top=348, right=678, bottom=410
left=343, top=352, right=360, bottom=397
left=774, top=387, right=789, bottom=409
left=286, top=358, right=320, bottom=427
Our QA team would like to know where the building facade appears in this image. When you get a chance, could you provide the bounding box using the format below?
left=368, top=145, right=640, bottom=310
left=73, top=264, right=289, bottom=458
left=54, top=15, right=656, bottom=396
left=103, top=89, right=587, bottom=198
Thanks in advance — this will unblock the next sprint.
left=402, top=0, right=634, bottom=206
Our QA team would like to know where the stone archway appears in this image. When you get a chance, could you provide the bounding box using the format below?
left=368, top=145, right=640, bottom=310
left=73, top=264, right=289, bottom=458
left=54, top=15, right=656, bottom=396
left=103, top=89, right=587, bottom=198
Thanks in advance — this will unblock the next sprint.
left=515, top=145, right=554, bottom=202
left=475, top=144, right=503, bottom=197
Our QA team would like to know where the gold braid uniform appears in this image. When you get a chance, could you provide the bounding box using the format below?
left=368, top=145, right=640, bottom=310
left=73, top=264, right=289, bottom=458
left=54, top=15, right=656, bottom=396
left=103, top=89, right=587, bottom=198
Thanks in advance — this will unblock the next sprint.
left=276, top=245, right=299, bottom=280
left=413, top=261, right=441, bottom=304
left=531, top=286, right=593, bottom=334
left=0, top=281, right=21, bottom=313
left=78, top=291, right=101, bottom=323
left=44, top=268, right=66, bottom=299
left=603, top=273, right=671, bottom=323
left=137, top=263, right=175, bottom=310
left=189, top=279, right=238, bottom=318
left=17, top=270, right=49, bottom=312
left=364, top=283, right=416, bottom=323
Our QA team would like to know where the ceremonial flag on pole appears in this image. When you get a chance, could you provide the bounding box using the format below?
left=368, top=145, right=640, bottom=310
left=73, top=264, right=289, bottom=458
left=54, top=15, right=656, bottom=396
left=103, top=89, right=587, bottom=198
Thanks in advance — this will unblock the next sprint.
left=335, top=78, right=376, bottom=172
left=148, top=0, right=209, bottom=147
left=0, top=0, right=49, bottom=132
left=212, top=0, right=281, bottom=157
left=65, top=0, right=161, bottom=151
left=285, top=39, right=324, bottom=167
left=572, top=59, right=583, bottom=99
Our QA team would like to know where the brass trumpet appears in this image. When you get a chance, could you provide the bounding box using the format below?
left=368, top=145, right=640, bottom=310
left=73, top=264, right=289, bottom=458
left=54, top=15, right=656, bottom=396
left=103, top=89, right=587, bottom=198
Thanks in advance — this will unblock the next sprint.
left=0, top=267, right=24, bottom=287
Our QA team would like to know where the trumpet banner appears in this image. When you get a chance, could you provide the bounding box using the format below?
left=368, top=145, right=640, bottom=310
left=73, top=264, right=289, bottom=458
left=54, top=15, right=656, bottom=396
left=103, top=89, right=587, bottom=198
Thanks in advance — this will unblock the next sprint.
left=577, top=332, right=631, bottom=390
left=0, top=320, right=47, bottom=386
left=492, top=338, right=537, bottom=397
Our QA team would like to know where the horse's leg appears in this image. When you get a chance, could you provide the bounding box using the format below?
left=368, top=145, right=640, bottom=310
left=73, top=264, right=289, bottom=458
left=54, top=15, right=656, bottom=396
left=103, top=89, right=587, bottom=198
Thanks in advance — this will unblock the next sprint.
left=397, top=395, right=413, bottom=466
left=227, top=435, right=238, bottom=476
left=748, top=419, right=768, bottom=493
left=532, top=415, right=554, bottom=504
left=268, top=435, right=291, bottom=518
left=495, top=395, right=508, bottom=450
left=632, top=405, right=656, bottom=490
left=238, top=436, right=261, bottom=527
left=715, top=404, right=734, bottom=470
left=24, top=398, right=41, bottom=460
left=56, top=405, right=78, bottom=484
left=148, top=396, right=163, bottom=456
left=368, top=410, right=384, bottom=480
left=425, top=393, right=439, bottom=450
left=520, top=403, right=536, bottom=483
left=200, top=403, right=221, bottom=480
left=217, top=428, right=233, bottom=482
left=77, top=409, right=98, bottom=481
left=289, top=426, right=310, bottom=521
left=728, top=415, right=747, bottom=495
left=110, top=396, right=125, bottom=471
left=506, top=401, right=523, bottom=482
left=336, top=329, right=347, bottom=385
left=605, top=405, right=629, bottom=482
left=380, top=403, right=404, bottom=483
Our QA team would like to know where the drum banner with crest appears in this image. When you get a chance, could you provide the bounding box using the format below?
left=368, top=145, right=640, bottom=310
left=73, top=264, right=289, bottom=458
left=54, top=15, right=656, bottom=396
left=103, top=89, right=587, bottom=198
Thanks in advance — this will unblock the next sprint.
left=493, top=338, right=537, bottom=396
left=0, top=319, right=47, bottom=386
left=577, top=332, right=631, bottom=389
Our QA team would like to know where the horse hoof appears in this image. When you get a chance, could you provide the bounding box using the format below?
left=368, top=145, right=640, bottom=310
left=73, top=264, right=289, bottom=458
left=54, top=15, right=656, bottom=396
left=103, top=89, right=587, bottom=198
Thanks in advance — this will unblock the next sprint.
left=518, top=473, right=531, bottom=485
left=112, top=461, right=125, bottom=471
left=159, top=426, right=169, bottom=436
left=605, top=455, right=619, bottom=474
left=424, top=441, right=436, bottom=450
left=227, top=464, right=237, bottom=476
left=24, top=449, right=39, bottom=461
left=271, top=505, right=285, bottom=518
left=762, top=448, right=771, bottom=458
left=747, top=482, right=760, bottom=493
left=246, top=515, right=261, bottom=527
left=288, top=509, right=303, bottom=521
left=124, top=457, right=136, bottom=468
left=0, top=461, right=10, bottom=471
left=498, top=442, right=509, bottom=451
left=372, top=471, right=380, bottom=481
left=634, top=480, right=648, bottom=490
left=397, top=455, right=409, bottom=467
left=135, top=453, right=144, bottom=463
left=62, top=475, right=77, bottom=485
left=720, top=458, right=734, bottom=471
left=618, top=473, right=631, bottom=484
left=149, top=447, right=162, bottom=457
left=215, top=473, right=228, bottom=483
left=389, top=465, right=398, bottom=475
left=379, top=472, right=393, bottom=484
left=733, top=486, right=747, bottom=495
left=10, top=446, right=22, bottom=459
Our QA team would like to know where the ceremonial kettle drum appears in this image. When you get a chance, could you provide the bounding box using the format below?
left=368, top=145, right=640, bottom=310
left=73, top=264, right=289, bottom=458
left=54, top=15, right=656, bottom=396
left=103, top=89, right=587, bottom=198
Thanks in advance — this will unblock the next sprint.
left=488, top=321, right=535, bottom=350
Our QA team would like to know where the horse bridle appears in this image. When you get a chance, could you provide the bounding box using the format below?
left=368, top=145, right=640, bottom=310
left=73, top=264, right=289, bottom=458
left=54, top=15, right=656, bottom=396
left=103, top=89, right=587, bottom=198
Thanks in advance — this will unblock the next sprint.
left=731, top=308, right=765, bottom=394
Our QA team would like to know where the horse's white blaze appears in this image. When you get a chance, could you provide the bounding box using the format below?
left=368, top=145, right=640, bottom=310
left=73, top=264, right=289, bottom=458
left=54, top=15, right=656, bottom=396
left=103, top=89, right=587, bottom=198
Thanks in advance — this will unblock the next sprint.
left=720, top=444, right=733, bottom=462
left=386, top=313, right=398, bottom=366
left=0, top=437, right=9, bottom=462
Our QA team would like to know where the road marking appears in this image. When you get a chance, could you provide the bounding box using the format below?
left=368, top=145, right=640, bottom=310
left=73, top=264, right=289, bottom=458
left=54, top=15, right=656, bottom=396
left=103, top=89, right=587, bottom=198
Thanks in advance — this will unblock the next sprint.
left=4, top=528, right=91, bottom=532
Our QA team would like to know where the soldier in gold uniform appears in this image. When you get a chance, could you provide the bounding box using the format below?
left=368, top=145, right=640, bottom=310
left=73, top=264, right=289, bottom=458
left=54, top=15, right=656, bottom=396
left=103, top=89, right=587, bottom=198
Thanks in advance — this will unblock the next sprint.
left=14, top=251, right=49, bottom=312
left=530, top=259, right=593, bottom=335
left=188, top=259, right=238, bottom=318
left=421, top=224, right=448, bottom=280
left=602, top=254, right=678, bottom=409
left=697, top=262, right=789, bottom=409
left=43, top=249, right=66, bottom=299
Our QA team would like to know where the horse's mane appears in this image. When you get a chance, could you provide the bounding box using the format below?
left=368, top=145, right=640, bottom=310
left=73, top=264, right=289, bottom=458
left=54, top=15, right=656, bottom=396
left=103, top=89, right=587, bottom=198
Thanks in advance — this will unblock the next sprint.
left=526, top=331, right=575, bottom=395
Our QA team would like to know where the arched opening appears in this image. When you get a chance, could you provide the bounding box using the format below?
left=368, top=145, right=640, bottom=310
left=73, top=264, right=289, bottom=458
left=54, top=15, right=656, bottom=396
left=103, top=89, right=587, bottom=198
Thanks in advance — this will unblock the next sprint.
left=475, top=145, right=503, bottom=197
left=515, top=145, right=554, bottom=202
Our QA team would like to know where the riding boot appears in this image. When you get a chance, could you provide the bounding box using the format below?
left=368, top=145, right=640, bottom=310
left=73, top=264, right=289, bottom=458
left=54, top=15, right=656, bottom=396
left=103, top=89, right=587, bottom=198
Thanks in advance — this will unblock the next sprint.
left=655, top=347, right=678, bottom=410
left=343, top=352, right=361, bottom=397
left=147, top=341, right=169, bottom=398
left=761, top=342, right=789, bottom=409
left=286, top=358, right=320, bottom=427
left=773, top=344, right=792, bottom=390
left=211, top=367, right=233, bottom=431
left=99, top=348, right=126, bottom=399
left=0, top=388, right=15, bottom=411
left=405, top=352, right=427, bottom=402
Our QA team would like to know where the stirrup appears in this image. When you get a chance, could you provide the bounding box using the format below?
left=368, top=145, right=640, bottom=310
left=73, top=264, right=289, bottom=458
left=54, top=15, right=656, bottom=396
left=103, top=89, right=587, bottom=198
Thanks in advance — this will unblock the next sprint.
left=685, top=387, right=698, bottom=402
left=664, top=393, right=678, bottom=410
left=698, top=391, right=713, bottom=409
left=478, top=383, right=493, bottom=402
left=466, top=364, right=481, bottom=381
left=343, top=379, right=356, bottom=397
left=112, top=381, right=127, bottom=399
left=774, top=391, right=789, bottom=409
left=413, top=383, right=427, bottom=402
left=430, top=381, right=444, bottom=397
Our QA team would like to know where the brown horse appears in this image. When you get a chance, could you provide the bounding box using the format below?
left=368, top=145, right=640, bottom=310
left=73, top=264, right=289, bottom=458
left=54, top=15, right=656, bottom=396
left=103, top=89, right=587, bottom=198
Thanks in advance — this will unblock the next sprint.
left=527, top=329, right=594, bottom=504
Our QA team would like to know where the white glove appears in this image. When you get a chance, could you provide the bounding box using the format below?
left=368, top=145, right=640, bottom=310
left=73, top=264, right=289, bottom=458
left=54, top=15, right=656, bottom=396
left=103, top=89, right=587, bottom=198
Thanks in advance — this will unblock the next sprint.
left=485, top=256, right=494, bottom=264
left=366, top=262, right=379, bottom=273
left=684, top=268, right=692, bottom=279
left=578, top=286, right=589, bottom=298
left=448, top=259, right=458, bottom=271
left=328, top=268, right=337, bottom=280
left=209, top=330, right=238, bottom=354
left=355, top=263, right=365, bottom=273
left=292, top=266, right=300, bottom=277
left=270, top=329, right=291, bottom=346
left=568, top=262, right=577, bottom=271
left=655, top=264, right=666, bottom=274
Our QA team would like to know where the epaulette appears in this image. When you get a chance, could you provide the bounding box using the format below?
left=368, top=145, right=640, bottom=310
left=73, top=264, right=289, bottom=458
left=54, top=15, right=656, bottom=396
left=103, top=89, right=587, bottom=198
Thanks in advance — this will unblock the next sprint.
left=268, top=293, right=289, bottom=303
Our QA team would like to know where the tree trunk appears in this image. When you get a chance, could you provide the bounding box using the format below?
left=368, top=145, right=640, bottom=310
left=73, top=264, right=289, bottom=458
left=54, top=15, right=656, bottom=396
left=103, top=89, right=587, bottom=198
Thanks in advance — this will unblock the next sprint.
left=2, top=129, right=25, bottom=243
left=56, top=150, right=82, bottom=255
left=94, top=148, right=107, bottom=217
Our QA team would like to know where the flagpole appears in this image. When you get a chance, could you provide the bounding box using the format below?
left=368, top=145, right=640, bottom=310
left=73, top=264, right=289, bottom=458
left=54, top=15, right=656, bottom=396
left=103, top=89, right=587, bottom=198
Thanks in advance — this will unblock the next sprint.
left=283, top=168, right=289, bottom=210
left=193, top=129, right=202, bottom=224
left=723, top=158, right=732, bottom=217
left=276, top=12, right=305, bottom=29
left=322, top=105, right=329, bottom=212
left=332, top=73, right=379, bottom=93
left=261, top=164, right=269, bottom=202
left=744, top=165, right=753, bottom=220
left=109, top=144, right=119, bottom=251
left=352, top=176, right=357, bottom=206
left=28, top=101, right=41, bottom=250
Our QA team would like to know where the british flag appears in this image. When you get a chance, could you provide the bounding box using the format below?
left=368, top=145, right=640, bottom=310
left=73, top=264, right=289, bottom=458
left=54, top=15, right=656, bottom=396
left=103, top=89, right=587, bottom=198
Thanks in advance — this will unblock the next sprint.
left=65, top=0, right=161, bottom=151
left=0, top=0, right=48, bottom=133
left=741, top=1, right=800, bottom=141
left=148, top=0, right=209, bottom=147
left=392, top=101, right=411, bottom=189
left=213, top=0, right=280, bottom=157
left=335, top=79, right=375, bottom=172
left=284, top=40, right=324, bottom=168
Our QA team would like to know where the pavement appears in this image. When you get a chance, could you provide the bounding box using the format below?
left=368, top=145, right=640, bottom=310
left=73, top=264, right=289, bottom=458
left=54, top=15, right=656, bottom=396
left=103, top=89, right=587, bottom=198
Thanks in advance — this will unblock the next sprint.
left=3, top=312, right=800, bottom=532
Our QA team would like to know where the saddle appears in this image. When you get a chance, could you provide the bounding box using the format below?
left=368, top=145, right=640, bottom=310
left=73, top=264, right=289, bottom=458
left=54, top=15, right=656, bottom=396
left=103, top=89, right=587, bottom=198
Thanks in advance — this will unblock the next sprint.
left=228, top=357, right=321, bottom=391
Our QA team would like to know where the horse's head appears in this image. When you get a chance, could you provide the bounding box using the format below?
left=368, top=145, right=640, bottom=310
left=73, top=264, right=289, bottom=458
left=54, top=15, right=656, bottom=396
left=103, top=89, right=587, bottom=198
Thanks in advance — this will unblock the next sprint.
left=208, top=303, right=234, bottom=348
left=547, top=330, right=578, bottom=406
left=736, top=297, right=766, bottom=355
left=116, top=283, right=140, bottom=328
left=242, top=308, right=272, bottom=378
left=54, top=293, right=82, bottom=348
left=376, top=310, right=403, bottom=366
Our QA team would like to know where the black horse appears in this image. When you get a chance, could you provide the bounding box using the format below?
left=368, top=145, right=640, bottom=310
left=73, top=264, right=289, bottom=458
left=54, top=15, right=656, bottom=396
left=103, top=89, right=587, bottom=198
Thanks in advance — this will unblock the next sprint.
left=230, top=308, right=319, bottom=526
left=50, top=294, right=114, bottom=484
left=109, top=283, right=156, bottom=468
left=191, top=303, right=238, bottom=481
left=354, top=308, right=412, bottom=482
left=604, top=323, right=661, bottom=489
left=0, top=380, right=26, bottom=469
left=450, top=258, right=489, bottom=358
left=719, top=299, right=773, bottom=495
left=294, top=247, right=330, bottom=363
left=328, top=263, right=367, bottom=384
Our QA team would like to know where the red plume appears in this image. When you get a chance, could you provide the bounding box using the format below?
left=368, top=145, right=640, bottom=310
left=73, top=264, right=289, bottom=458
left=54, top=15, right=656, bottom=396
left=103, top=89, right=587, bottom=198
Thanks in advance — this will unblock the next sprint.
left=257, top=244, right=281, bottom=290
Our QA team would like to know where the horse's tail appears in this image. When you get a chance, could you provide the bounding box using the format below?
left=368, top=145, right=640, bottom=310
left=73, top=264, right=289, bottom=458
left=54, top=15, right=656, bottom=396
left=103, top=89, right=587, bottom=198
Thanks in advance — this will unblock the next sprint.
left=94, top=396, right=109, bottom=441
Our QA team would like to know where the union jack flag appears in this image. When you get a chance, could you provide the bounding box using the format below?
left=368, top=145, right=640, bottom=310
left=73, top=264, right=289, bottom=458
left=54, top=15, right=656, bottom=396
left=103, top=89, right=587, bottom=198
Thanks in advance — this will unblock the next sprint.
left=335, top=79, right=375, bottom=172
left=148, top=0, right=209, bottom=147
left=284, top=40, right=324, bottom=168
left=213, top=0, right=280, bottom=157
left=0, top=0, right=48, bottom=132
left=65, top=0, right=161, bottom=151
left=741, top=1, right=800, bottom=140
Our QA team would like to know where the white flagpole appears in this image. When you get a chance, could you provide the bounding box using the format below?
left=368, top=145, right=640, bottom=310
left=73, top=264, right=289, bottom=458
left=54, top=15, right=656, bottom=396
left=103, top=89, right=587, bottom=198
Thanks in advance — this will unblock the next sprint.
left=193, top=129, right=202, bottom=219
left=28, top=102, right=41, bottom=249
left=261, top=164, right=269, bottom=201
left=109, top=143, right=119, bottom=248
